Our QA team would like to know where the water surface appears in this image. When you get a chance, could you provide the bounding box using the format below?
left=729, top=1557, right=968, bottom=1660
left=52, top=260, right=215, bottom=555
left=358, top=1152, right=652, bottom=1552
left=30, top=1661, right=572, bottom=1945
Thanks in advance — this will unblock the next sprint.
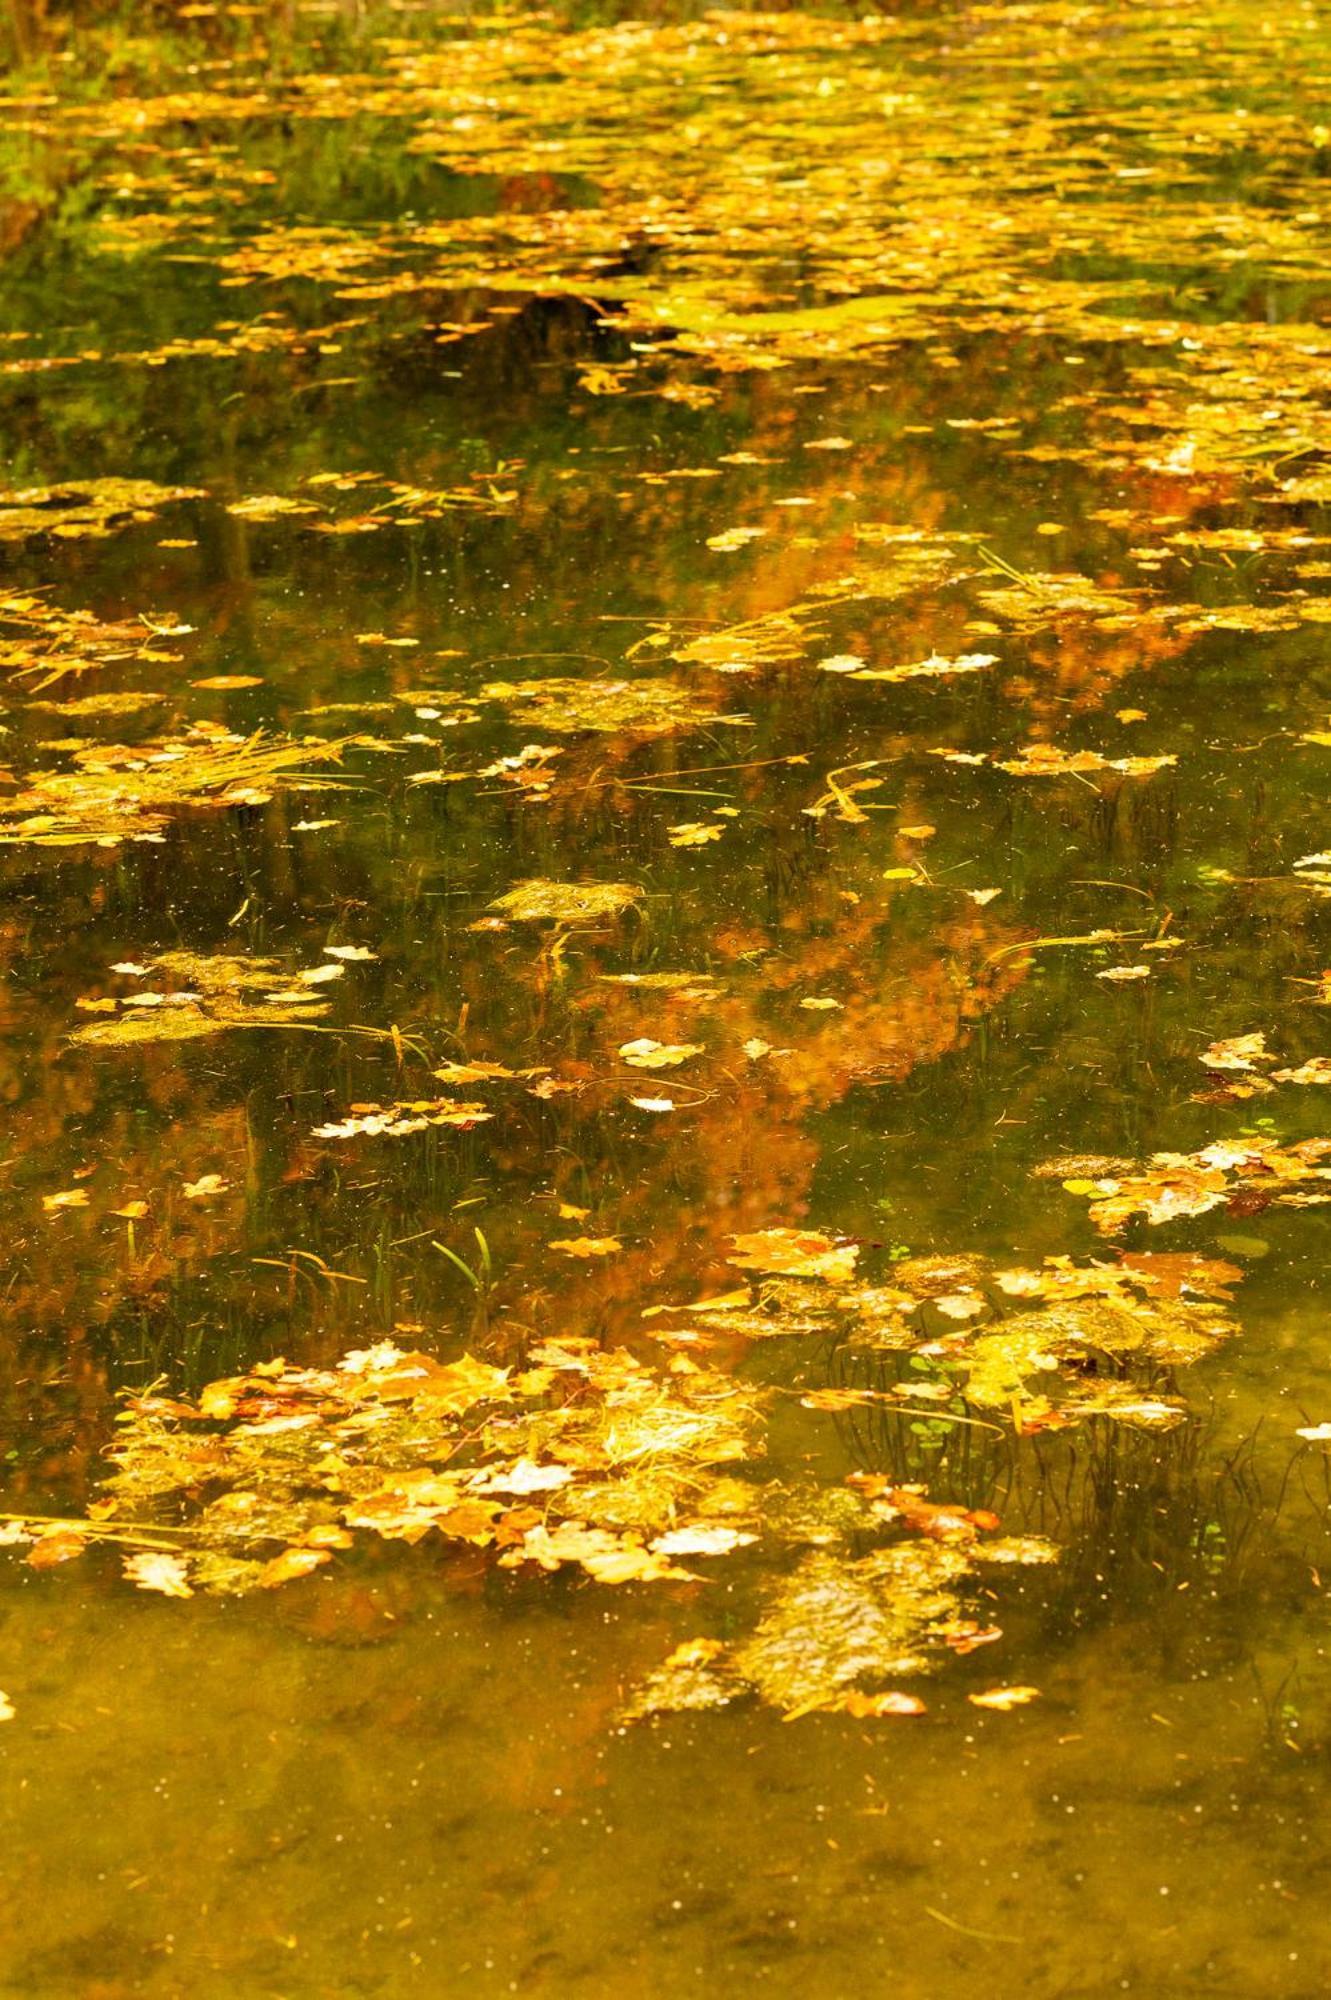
left=2, top=3, right=1331, bottom=1991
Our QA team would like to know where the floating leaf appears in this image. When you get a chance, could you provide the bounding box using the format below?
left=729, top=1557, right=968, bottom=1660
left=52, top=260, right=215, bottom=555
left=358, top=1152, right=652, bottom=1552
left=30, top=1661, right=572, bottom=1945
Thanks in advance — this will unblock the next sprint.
left=833, top=1690, right=927, bottom=1718
left=550, top=1236, right=622, bottom=1258
left=1202, top=1034, right=1272, bottom=1073
left=706, top=526, right=766, bottom=551
left=478, top=680, right=727, bottom=740
left=0, top=728, right=349, bottom=848
left=490, top=879, right=643, bottom=923
left=42, top=1189, right=89, bottom=1214
left=729, top=1229, right=859, bottom=1283
left=619, top=1040, right=704, bottom=1069
left=968, top=1685, right=1040, bottom=1711
left=314, top=1101, right=491, bottom=1139
left=257, top=1547, right=331, bottom=1589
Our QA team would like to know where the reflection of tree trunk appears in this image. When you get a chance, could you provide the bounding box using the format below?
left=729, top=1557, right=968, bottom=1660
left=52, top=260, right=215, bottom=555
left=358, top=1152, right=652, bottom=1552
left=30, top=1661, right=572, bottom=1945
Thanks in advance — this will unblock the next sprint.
left=10, top=0, right=49, bottom=64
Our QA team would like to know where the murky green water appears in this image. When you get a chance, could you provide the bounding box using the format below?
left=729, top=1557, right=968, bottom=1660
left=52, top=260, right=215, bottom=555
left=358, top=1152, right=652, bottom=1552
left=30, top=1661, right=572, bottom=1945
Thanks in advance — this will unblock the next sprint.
left=4, top=1, right=1331, bottom=1991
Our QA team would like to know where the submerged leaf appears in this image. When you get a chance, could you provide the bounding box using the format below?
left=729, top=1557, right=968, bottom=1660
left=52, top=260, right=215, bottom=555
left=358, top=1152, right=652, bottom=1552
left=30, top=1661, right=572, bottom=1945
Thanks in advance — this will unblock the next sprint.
left=968, top=1685, right=1040, bottom=1711
left=479, top=679, right=728, bottom=739
left=833, top=1690, right=927, bottom=1718
left=123, top=1551, right=193, bottom=1598
left=619, top=1040, right=704, bottom=1070
left=490, top=879, right=643, bottom=923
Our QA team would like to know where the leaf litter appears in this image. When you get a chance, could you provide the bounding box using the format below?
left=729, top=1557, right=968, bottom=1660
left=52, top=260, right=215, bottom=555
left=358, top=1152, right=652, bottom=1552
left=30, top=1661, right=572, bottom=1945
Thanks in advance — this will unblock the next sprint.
left=12, top=0, right=1331, bottom=1761
left=70, top=951, right=346, bottom=1047
left=0, top=726, right=351, bottom=847
left=3, top=1321, right=1064, bottom=1722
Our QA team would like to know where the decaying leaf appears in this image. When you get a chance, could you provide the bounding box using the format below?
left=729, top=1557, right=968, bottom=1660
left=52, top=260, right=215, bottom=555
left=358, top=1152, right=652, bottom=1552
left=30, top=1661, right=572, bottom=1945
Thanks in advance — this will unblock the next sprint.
left=257, top=1547, right=331, bottom=1588
left=624, top=1476, right=1055, bottom=1722
left=996, top=745, right=1175, bottom=781
left=619, top=1040, right=704, bottom=1070
left=833, top=1689, right=927, bottom=1718
left=968, top=1685, right=1041, bottom=1711
left=26, top=1529, right=89, bottom=1569
left=1272, top=1058, right=1331, bottom=1087
left=314, top=1101, right=492, bottom=1139
left=42, top=1189, right=89, bottom=1215
left=10, top=1337, right=765, bottom=1598
left=732, top=1545, right=983, bottom=1713
left=1201, top=1034, right=1272, bottom=1074
left=490, top=879, right=643, bottom=923
left=124, top=1551, right=193, bottom=1598
left=0, top=727, right=350, bottom=848
left=621, top=1639, right=738, bottom=1720
left=71, top=950, right=336, bottom=1047
left=478, top=679, right=730, bottom=740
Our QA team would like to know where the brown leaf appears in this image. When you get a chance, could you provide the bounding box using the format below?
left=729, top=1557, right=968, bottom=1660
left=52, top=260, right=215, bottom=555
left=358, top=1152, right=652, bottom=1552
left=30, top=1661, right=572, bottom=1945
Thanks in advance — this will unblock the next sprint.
left=26, top=1529, right=89, bottom=1569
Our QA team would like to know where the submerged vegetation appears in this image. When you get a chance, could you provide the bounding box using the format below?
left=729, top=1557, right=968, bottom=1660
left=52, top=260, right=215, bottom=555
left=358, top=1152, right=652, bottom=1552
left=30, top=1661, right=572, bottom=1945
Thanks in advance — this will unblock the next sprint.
left=5, top=0, right=1331, bottom=1989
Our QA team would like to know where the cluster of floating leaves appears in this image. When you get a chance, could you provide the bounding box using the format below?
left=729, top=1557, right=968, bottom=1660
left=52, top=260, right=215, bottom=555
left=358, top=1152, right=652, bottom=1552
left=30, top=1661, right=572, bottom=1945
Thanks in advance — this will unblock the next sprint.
left=1195, top=1031, right=1331, bottom=1100
left=5, top=1330, right=1059, bottom=1720
left=0, top=479, right=204, bottom=543
left=10, top=1334, right=764, bottom=1593
left=657, top=1232, right=1240, bottom=1434
left=11, top=0, right=1331, bottom=1748
left=0, top=724, right=348, bottom=847
left=1046, top=1138, right=1331, bottom=1232
left=486, top=878, right=644, bottom=924
left=475, top=677, right=733, bottom=739
left=70, top=950, right=345, bottom=1046
left=16, top=4, right=1331, bottom=561
left=44, top=0, right=1325, bottom=457
left=0, top=592, right=194, bottom=691
left=626, top=1509, right=1056, bottom=1724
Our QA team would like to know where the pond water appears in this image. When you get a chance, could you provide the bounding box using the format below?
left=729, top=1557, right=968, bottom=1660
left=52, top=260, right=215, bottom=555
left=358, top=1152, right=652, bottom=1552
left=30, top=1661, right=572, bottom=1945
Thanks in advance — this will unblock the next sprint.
left=3, top=1, right=1331, bottom=1991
